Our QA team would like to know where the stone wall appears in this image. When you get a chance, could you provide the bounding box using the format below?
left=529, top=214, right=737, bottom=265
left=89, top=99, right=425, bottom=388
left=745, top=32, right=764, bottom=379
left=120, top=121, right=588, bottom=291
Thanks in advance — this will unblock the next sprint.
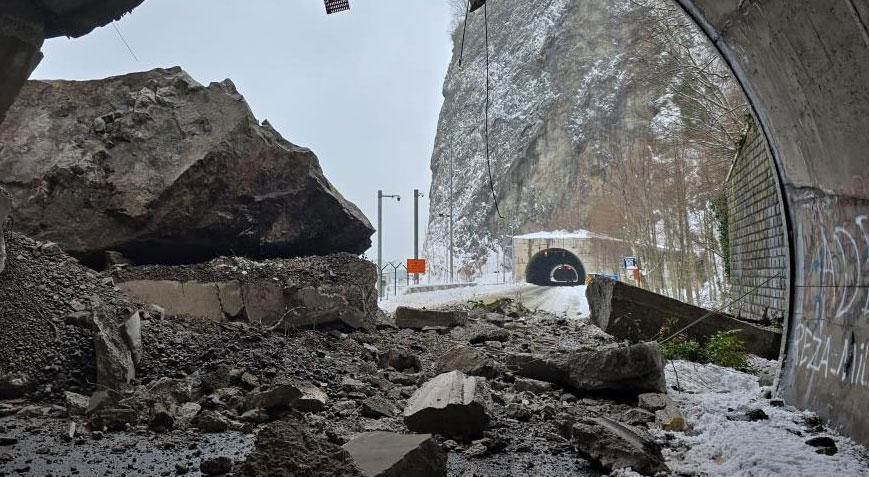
left=725, top=121, right=789, bottom=324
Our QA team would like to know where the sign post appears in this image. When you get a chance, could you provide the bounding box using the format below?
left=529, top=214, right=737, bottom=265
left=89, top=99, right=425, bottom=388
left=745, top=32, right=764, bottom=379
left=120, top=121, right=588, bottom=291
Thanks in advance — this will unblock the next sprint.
left=623, top=256, right=640, bottom=287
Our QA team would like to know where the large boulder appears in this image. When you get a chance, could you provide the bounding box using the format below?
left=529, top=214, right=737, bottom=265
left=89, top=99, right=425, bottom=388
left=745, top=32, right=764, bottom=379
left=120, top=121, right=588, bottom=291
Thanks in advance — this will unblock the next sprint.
left=403, top=371, right=491, bottom=439
left=507, top=342, right=666, bottom=395
left=343, top=432, right=446, bottom=477
left=0, top=67, right=373, bottom=268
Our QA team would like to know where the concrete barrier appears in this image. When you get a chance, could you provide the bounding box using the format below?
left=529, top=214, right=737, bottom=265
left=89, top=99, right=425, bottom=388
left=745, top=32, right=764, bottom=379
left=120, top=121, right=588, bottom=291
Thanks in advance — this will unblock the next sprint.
left=586, top=276, right=782, bottom=359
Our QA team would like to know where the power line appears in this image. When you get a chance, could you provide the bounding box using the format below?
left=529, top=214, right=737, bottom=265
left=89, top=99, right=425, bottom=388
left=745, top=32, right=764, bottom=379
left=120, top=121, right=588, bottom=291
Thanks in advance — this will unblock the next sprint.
left=483, top=2, right=503, bottom=219
left=112, top=23, right=139, bottom=62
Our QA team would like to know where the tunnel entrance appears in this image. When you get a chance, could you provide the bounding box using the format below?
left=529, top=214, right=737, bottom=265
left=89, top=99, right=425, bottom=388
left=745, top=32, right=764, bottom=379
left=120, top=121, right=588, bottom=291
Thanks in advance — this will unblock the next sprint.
left=525, top=248, right=585, bottom=286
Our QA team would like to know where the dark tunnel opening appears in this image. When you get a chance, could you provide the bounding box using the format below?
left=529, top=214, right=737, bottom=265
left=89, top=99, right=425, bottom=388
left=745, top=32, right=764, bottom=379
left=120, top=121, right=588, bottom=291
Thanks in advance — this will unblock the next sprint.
left=525, top=248, right=586, bottom=286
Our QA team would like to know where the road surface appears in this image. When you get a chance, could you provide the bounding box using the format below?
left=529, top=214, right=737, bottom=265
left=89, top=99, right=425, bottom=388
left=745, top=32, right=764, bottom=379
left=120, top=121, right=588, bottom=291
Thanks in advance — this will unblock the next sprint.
left=380, top=282, right=590, bottom=320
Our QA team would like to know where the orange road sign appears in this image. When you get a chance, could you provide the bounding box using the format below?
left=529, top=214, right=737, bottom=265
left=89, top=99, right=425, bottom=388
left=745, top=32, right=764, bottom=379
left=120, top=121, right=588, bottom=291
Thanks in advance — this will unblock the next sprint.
left=407, top=259, right=426, bottom=274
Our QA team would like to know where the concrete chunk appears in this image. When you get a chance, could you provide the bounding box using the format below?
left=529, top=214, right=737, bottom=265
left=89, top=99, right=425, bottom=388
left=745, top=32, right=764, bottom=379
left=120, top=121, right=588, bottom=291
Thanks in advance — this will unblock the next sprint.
left=403, top=371, right=491, bottom=439
left=343, top=432, right=446, bottom=477
left=394, top=307, right=467, bottom=329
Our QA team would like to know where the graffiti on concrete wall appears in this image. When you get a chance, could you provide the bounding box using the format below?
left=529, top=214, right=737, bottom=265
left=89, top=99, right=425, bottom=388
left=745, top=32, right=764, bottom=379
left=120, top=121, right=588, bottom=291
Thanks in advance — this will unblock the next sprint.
left=787, top=193, right=869, bottom=399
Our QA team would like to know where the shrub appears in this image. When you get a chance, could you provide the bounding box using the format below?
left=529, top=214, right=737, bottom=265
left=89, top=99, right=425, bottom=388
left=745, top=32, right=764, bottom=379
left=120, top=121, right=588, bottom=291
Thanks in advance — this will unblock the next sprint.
left=703, top=330, right=749, bottom=370
left=660, top=330, right=749, bottom=370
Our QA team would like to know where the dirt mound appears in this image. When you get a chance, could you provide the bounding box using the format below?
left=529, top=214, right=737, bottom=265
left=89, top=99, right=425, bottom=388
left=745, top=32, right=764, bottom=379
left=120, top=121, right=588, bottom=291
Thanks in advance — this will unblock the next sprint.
left=0, top=231, right=140, bottom=399
left=238, top=419, right=362, bottom=476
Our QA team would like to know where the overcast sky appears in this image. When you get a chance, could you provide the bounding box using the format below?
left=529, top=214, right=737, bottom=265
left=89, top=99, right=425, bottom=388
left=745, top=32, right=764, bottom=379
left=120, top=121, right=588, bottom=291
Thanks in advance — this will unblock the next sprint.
left=33, top=0, right=453, bottom=266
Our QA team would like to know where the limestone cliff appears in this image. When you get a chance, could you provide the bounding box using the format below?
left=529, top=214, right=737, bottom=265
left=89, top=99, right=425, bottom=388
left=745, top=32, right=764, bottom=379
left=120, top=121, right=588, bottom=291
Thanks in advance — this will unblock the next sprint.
left=424, top=0, right=671, bottom=279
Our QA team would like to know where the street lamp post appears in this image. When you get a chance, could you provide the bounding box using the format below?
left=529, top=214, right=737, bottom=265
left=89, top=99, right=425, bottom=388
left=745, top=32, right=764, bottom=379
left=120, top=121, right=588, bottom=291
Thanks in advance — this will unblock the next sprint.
left=413, top=189, right=424, bottom=285
left=377, top=190, right=401, bottom=299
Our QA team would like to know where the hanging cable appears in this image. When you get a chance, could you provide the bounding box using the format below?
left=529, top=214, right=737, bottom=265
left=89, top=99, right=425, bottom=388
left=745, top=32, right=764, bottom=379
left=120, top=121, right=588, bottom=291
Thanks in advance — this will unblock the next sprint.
left=484, top=2, right=504, bottom=219
left=458, top=0, right=470, bottom=67
left=112, top=23, right=139, bottom=62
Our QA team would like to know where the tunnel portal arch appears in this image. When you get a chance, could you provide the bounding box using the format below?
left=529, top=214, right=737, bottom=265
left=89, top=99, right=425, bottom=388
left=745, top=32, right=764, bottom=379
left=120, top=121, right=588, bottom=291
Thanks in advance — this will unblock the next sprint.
left=525, top=248, right=586, bottom=286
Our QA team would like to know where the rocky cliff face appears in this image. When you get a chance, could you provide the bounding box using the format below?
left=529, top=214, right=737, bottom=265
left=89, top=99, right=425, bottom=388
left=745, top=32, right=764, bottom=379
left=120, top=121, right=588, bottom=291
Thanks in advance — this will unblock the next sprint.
left=0, top=67, right=374, bottom=267
left=424, top=0, right=668, bottom=279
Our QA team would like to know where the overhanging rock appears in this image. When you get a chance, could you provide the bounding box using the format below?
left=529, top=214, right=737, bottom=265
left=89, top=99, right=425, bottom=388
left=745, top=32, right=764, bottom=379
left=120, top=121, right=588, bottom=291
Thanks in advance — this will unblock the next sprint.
left=586, top=276, right=782, bottom=359
left=114, top=254, right=377, bottom=329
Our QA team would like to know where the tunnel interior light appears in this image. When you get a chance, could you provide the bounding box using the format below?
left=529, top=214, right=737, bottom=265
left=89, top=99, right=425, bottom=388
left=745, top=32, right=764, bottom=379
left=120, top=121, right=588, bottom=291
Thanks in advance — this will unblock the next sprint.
left=324, top=0, right=350, bottom=15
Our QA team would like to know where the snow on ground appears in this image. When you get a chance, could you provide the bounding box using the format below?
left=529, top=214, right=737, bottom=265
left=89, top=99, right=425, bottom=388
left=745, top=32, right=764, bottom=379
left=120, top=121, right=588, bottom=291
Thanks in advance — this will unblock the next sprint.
left=379, top=282, right=589, bottom=319
left=661, top=359, right=869, bottom=476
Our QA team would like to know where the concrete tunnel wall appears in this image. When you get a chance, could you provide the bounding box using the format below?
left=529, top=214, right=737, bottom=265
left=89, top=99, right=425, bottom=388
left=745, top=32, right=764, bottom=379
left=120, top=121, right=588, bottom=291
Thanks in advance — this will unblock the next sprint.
left=675, top=0, right=869, bottom=444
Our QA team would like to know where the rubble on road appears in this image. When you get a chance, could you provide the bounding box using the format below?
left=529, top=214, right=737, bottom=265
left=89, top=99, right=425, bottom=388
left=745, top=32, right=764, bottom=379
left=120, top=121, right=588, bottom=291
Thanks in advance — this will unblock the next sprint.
left=0, top=231, right=141, bottom=397
left=586, top=275, right=782, bottom=359
left=435, top=345, right=498, bottom=379
left=403, top=371, right=492, bottom=439
left=343, top=432, right=446, bottom=477
left=394, top=307, right=468, bottom=329
left=637, top=392, right=687, bottom=431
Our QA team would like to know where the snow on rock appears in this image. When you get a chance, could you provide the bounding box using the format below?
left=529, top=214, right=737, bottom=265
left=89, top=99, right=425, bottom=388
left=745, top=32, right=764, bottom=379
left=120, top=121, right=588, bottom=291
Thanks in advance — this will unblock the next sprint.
left=661, top=360, right=869, bottom=476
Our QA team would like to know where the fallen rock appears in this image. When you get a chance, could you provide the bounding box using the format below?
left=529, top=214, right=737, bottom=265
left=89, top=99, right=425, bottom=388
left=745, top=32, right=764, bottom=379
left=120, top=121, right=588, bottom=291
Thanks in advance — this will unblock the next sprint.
left=394, top=307, right=467, bottom=330
left=295, top=384, right=329, bottom=413
left=342, top=432, right=446, bottom=477
left=436, top=346, right=497, bottom=379
left=247, top=381, right=302, bottom=411
left=0, top=67, right=374, bottom=268
left=197, top=411, right=230, bottom=433
left=403, top=371, right=491, bottom=439
left=200, top=456, right=233, bottom=475
left=637, top=393, right=686, bottom=431
left=92, top=308, right=137, bottom=392
left=149, top=402, right=174, bottom=432
left=513, top=377, right=553, bottom=394
left=361, top=397, right=398, bottom=419
left=561, top=416, right=668, bottom=475
left=586, top=276, right=781, bottom=359
left=806, top=436, right=838, bottom=455
left=64, top=391, right=89, bottom=416
left=507, top=342, right=666, bottom=395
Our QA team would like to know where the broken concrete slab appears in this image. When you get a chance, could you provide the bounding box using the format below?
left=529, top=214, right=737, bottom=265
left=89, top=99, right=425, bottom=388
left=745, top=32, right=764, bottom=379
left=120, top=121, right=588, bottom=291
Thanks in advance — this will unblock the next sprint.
left=560, top=416, right=668, bottom=475
left=394, top=307, right=467, bottom=330
left=114, top=254, right=377, bottom=328
left=435, top=345, right=497, bottom=379
left=403, top=371, right=491, bottom=439
left=342, top=432, right=446, bottom=477
left=586, top=276, right=781, bottom=359
left=507, top=342, right=667, bottom=395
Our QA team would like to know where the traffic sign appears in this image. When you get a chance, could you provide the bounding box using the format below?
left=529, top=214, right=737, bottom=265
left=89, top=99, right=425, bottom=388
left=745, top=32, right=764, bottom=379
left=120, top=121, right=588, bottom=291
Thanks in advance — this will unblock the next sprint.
left=407, top=258, right=426, bottom=274
left=623, top=257, right=638, bottom=270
